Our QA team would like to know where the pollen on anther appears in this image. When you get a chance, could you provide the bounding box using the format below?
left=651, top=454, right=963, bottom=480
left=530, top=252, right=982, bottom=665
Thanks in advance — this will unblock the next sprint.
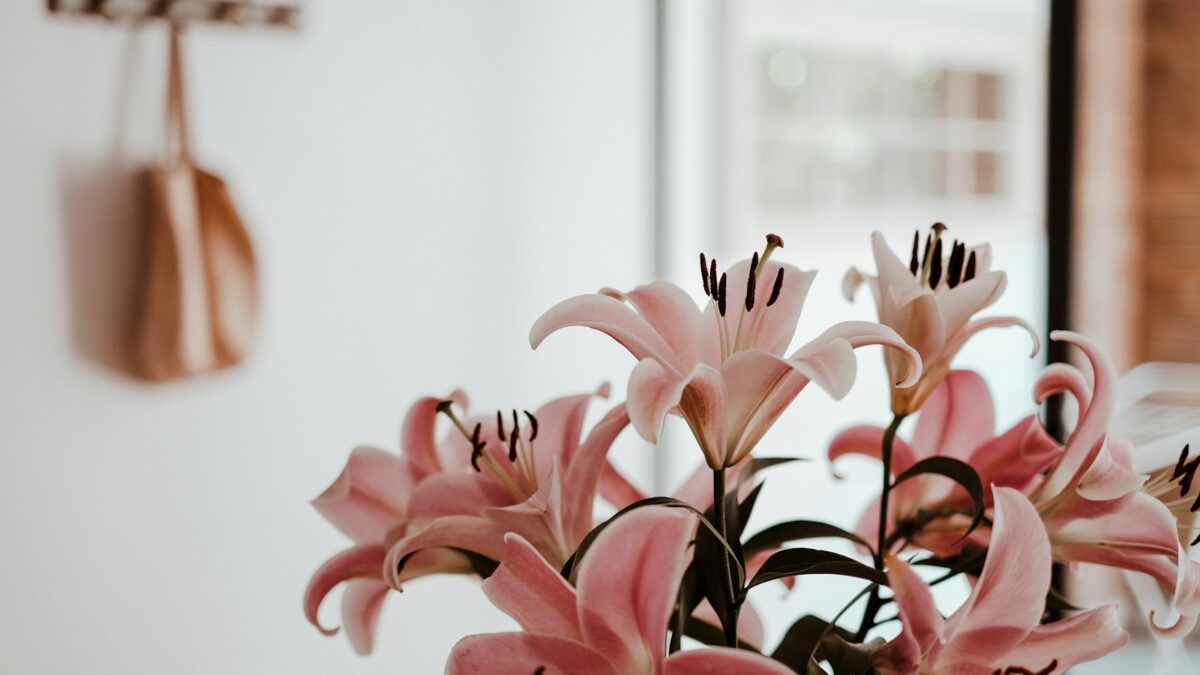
left=496, top=410, right=507, bottom=442
left=700, top=253, right=710, bottom=296
left=470, top=423, right=484, bottom=472
left=767, top=267, right=785, bottom=306
left=717, top=272, right=728, bottom=316
left=745, top=259, right=758, bottom=312
left=929, top=238, right=944, bottom=288
left=524, top=410, right=539, bottom=441
left=508, top=410, right=521, bottom=462
left=709, top=258, right=718, bottom=298
left=909, top=230, right=920, bottom=276
left=964, top=250, right=978, bottom=281
left=948, top=241, right=965, bottom=288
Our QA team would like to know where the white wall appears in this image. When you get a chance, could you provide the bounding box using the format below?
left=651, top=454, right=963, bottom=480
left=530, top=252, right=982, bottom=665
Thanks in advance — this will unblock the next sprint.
left=0, top=2, right=653, bottom=673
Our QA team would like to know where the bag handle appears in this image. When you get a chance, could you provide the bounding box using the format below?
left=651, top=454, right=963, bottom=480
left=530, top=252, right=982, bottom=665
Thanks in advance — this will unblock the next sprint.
left=166, top=22, right=191, bottom=166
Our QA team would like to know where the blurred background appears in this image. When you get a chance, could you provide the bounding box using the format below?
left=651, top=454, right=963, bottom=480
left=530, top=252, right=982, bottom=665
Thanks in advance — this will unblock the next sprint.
left=0, top=0, right=1196, bottom=673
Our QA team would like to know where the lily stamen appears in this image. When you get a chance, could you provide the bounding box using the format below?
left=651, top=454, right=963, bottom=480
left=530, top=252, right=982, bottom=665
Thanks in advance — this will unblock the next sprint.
left=732, top=234, right=787, bottom=353
left=437, top=401, right=526, bottom=499
left=1144, top=444, right=1200, bottom=545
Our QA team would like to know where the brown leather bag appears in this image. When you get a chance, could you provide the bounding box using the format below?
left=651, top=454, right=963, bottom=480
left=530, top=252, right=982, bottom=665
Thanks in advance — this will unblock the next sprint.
left=136, top=25, right=257, bottom=381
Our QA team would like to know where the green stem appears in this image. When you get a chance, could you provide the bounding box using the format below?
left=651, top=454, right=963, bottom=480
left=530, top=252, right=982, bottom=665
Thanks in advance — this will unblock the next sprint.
left=712, top=467, right=740, bottom=648
left=855, top=413, right=905, bottom=641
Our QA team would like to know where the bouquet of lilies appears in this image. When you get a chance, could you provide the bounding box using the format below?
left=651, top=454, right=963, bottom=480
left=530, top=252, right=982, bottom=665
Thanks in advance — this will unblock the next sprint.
left=304, top=227, right=1200, bottom=674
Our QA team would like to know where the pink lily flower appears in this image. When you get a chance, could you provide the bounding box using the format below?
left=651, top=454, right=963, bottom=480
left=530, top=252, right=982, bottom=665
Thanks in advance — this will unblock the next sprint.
left=382, top=393, right=631, bottom=586
left=873, top=487, right=1127, bottom=675
left=843, top=226, right=1039, bottom=415
left=1027, top=331, right=1200, bottom=637
left=305, top=387, right=625, bottom=653
left=829, top=370, right=1060, bottom=556
left=446, top=507, right=797, bottom=675
left=532, top=235, right=921, bottom=469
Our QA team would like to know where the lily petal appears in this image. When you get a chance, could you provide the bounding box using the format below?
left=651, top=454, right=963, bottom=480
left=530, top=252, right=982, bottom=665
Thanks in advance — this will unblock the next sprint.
left=530, top=293, right=681, bottom=371
left=1002, top=606, right=1127, bottom=673
left=938, top=488, right=1050, bottom=668
left=937, top=270, right=1007, bottom=336
left=304, top=544, right=387, bottom=637
left=482, top=533, right=583, bottom=642
left=384, top=516, right=504, bottom=589
left=1051, top=492, right=1181, bottom=588
left=1039, top=331, right=1117, bottom=498
left=312, top=446, right=415, bottom=544
left=910, top=370, right=995, bottom=461
left=401, top=391, right=468, bottom=480
left=531, top=385, right=610, bottom=469
left=1033, top=362, right=1093, bottom=410
left=341, top=579, right=389, bottom=655
left=624, top=281, right=717, bottom=369
left=1076, top=441, right=1147, bottom=501
left=563, top=404, right=633, bottom=542
left=446, top=633, right=619, bottom=675
left=629, top=358, right=727, bottom=467
left=876, top=552, right=946, bottom=675
left=405, top=472, right=512, bottom=522
left=575, top=508, right=696, bottom=674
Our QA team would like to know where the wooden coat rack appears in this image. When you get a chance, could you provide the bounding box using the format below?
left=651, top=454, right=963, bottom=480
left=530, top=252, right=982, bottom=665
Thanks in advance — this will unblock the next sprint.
left=47, top=0, right=300, bottom=29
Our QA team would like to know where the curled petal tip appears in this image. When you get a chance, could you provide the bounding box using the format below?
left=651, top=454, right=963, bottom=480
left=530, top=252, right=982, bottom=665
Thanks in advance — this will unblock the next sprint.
left=594, top=382, right=612, bottom=399
left=894, top=347, right=923, bottom=389
left=1149, top=610, right=1196, bottom=639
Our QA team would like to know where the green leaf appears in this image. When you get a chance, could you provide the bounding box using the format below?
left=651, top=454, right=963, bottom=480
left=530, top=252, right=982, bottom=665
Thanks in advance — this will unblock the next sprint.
left=816, top=634, right=876, bottom=675
left=560, top=496, right=743, bottom=583
left=771, top=615, right=840, bottom=672
left=738, top=456, right=806, bottom=484
left=747, top=548, right=887, bottom=589
left=892, top=456, right=986, bottom=540
left=744, top=520, right=872, bottom=556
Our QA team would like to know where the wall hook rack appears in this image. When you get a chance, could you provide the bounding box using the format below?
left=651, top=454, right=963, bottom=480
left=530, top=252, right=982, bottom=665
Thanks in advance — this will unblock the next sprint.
left=48, top=0, right=300, bottom=29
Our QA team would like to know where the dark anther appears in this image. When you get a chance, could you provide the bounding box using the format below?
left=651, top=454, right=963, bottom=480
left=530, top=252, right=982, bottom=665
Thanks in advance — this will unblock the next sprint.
left=1173, top=444, right=1190, bottom=479
left=994, top=658, right=1058, bottom=675
left=929, top=237, right=944, bottom=288
left=700, top=253, right=710, bottom=297
left=767, top=267, right=785, bottom=306
left=717, top=272, right=728, bottom=316
left=766, top=233, right=784, bottom=248
left=922, top=232, right=933, bottom=273
left=533, top=668, right=546, bottom=675
left=709, top=258, right=718, bottom=298
left=909, top=230, right=920, bottom=276
left=1174, top=445, right=1198, bottom=496
left=745, top=253, right=759, bottom=312
left=496, top=410, right=507, bottom=442
left=948, top=240, right=966, bottom=288
left=964, top=250, right=977, bottom=281
left=524, top=410, right=538, bottom=441
left=509, top=410, right=520, bottom=462
left=469, top=423, right=484, bottom=472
